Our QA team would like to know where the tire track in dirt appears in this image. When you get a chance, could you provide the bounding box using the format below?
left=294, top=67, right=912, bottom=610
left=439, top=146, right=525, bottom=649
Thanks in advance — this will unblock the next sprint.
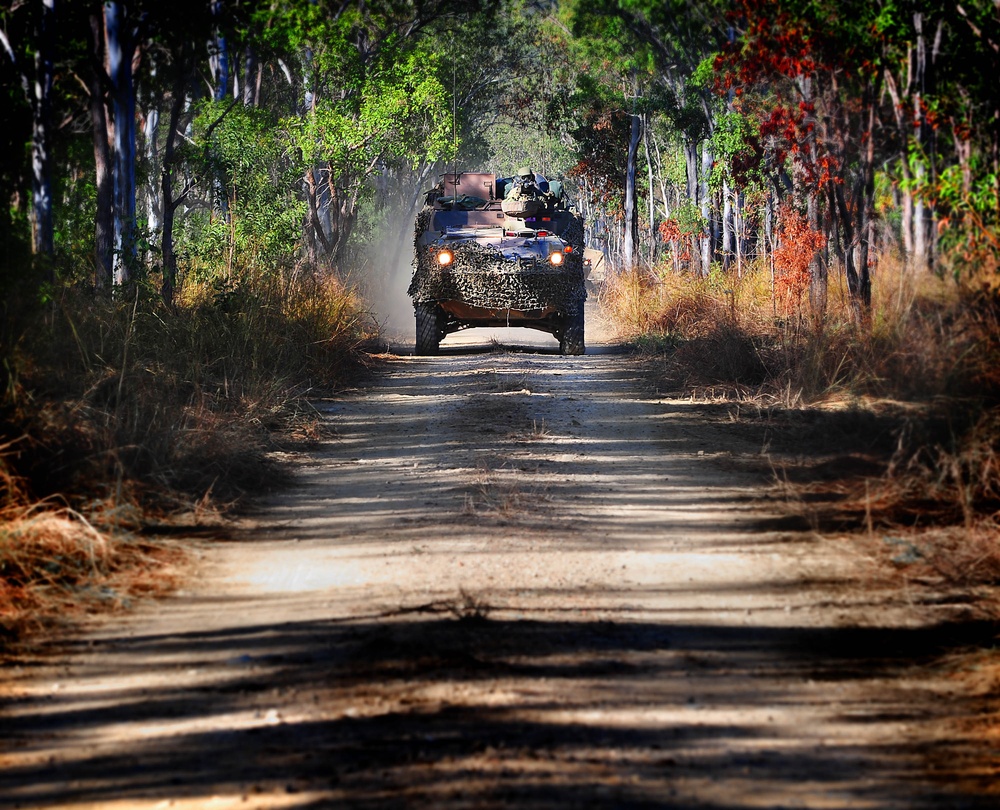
left=1, top=339, right=993, bottom=809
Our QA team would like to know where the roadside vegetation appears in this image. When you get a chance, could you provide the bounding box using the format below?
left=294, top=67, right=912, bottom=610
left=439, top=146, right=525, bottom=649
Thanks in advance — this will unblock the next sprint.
left=0, top=271, right=374, bottom=646
left=602, top=259, right=1000, bottom=598
left=581, top=0, right=1000, bottom=613
left=2, top=0, right=998, bottom=660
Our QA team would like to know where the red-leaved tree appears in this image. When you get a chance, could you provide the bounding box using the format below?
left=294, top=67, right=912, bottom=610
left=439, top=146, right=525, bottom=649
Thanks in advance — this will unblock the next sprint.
left=773, top=202, right=826, bottom=316
left=717, top=0, right=888, bottom=315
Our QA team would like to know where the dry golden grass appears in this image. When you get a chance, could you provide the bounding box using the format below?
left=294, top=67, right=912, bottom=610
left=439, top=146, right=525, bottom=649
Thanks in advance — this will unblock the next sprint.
left=0, top=507, right=188, bottom=647
left=602, top=256, right=1000, bottom=548
left=603, top=256, right=998, bottom=402
left=4, top=271, right=374, bottom=512
left=0, top=268, right=376, bottom=646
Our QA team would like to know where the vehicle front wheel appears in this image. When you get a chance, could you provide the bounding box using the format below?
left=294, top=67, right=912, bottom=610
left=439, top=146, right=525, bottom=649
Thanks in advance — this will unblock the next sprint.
left=415, top=302, right=443, bottom=355
left=559, top=301, right=585, bottom=355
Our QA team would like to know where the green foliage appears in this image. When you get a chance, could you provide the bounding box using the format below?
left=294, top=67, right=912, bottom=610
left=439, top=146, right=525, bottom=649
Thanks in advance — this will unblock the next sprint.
left=484, top=124, right=576, bottom=179
left=648, top=122, right=690, bottom=189
left=283, top=44, right=453, bottom=172
left=710, top=110, right=765, bottom=191
left=51, top=135, right=104, bottom=281
left=672, top=201, right=705, bottom=235
left=934, top=160, right=1000, bottom=284
left=182, top=102, right=305, bottom=278
left=689, top=54, right=717, bottom=90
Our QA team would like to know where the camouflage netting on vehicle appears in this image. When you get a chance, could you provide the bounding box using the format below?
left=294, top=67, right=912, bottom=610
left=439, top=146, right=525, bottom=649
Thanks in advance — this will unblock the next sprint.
left=414, top=208, right=433, bottom=253
left=558, top=214, right=584, bottom=251
left=408, top=240, right=586, bottom=311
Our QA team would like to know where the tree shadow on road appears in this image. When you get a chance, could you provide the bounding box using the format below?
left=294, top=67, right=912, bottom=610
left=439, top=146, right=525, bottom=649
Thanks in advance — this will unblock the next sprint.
left=3, top=606, right=997, bottom=809
left=4, top=353, right=998, bottom=808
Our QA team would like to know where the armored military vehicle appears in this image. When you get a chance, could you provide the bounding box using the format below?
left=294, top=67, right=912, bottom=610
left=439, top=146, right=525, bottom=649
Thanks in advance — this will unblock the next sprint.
left=407, top=169, right=587, bottom=355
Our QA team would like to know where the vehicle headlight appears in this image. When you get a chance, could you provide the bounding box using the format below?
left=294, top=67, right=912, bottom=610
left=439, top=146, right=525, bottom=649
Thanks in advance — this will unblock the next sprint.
left=549, top=251, right=564, bottom=266
left=437, top=249, right=454, bottom=266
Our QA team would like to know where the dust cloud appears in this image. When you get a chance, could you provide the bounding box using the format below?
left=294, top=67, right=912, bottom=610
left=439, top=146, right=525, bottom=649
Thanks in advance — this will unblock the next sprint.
left=362, top=230, right=417, bottom=348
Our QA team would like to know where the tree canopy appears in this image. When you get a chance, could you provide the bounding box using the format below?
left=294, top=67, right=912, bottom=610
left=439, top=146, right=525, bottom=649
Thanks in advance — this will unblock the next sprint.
left=1, top=0, right=998, bottom=305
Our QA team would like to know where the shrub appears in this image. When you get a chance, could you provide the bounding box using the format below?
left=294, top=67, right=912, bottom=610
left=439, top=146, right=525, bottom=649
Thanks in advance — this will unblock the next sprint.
left=2, top=270, right=376, bottom=514
left=601, top=254, right=1000, bottom=532
left=0, top=267, right=376, bottom=645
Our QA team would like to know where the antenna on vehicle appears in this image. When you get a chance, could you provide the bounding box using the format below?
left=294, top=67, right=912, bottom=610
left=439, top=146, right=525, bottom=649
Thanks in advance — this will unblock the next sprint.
left=451, top=48, right=458, bottom=209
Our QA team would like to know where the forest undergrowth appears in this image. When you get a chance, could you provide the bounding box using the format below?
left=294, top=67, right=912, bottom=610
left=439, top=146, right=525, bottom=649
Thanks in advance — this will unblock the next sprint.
left=0, top=269, right=376, bottom=649
left=602, top=257, right=1000, bottom=604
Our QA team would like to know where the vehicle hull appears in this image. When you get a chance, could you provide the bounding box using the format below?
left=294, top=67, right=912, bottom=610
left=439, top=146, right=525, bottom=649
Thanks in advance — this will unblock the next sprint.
left=408, top=172, right=587, bottom=355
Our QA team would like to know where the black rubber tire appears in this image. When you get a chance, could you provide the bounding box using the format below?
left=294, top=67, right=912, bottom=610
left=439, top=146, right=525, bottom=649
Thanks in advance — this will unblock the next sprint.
left=559, top=301, right=585, bottom=355
left=415, top=302, right=442, bottom=355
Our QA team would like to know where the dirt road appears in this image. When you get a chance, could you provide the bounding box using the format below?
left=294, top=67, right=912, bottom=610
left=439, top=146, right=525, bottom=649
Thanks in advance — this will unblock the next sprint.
left=1, top=314, right=993, bottom=808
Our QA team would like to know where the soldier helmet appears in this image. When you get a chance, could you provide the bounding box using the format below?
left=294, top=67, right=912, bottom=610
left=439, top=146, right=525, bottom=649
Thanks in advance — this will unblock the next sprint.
left=516, top=167, right=534, bottom=178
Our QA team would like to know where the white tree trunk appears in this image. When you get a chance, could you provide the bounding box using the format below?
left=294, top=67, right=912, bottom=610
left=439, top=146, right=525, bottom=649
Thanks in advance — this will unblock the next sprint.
left=643, top=114, right=656, bottom=267
left=105, top=1, right=138, bottom=285
left=735, top=190, right=745, bottom=277
left=145, top=99, right=161, bottom=239
left=684, top=140, right=698, bottom=206
left=700, top=141, right=713, bottom=276
left=18, top=0, right=57, bottom=257
left=721, top=178, right=733, bottom=272
left=210, top=0, right=228, bottom=101
left=623, top=112, right=642, bottom=270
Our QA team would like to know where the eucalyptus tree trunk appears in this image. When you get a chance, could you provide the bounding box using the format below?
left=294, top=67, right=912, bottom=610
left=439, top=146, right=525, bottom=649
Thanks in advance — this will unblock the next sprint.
left=684, top=140, right=698, bottom=208
left=721, top=178, right=733, bottom=272
left=809, top=192, right=828, bottom=317
left=623, top=112, right=641, bottom=270
left=912, top=13, right=940, bottom=273
left=855, top=88, right=878, bottom=311
left=886, top=14, right=941, bottom=272
left=649, top=132, right=669, bottom=219
left=210, top=0, right=229, bottom=102
left=643, top=114, right=656, bottom=266
left=161, top=48, right=191, bottom=306
left=699, top=141, right=713, bottom=276
left=885, top=57, right=915, bottom=266
left=144, top=82, right=161, bottom=239
left=765, top=188, right=776, bottom=311
left=735, top=190, right=746, bottom=277
left=912, top=14, right=930, bottom=271
left=243, top=48, right=259, bottom=106
left=30, top=0, right=56, bottom=257
left=88, top=10, right=113, bottom=288
left=105, top=1, right=138, bottom=285
left=209, top=1, right=230, bottom=222
left=829, top=77, right=878, bottom=318
left=1, top=0, right=57, bottom=257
